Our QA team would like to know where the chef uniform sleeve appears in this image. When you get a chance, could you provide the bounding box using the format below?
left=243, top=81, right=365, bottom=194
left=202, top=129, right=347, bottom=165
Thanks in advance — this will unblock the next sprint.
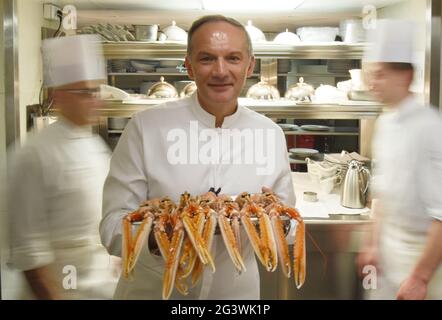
left=100, top=114, right=149, bottom=257
left=422, top=120, right=442, bottom=221
left=8, top=146, right=55, bottom=271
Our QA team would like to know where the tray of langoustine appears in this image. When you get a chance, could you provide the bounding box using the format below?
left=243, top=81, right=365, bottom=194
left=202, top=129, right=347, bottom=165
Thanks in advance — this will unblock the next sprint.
left=122, top=191, right=306, bottom=299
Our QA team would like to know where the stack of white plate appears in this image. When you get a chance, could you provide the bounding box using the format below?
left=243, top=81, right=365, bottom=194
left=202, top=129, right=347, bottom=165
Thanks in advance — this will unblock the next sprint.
left=300, top=125, right=331, bottom=131
left=111, top=60, right=131, bottom=72
left=278, top=124, right=299, bottom=131
left=131, top=60, right=157, bottom=72
left=289, top=148, right=319, bottom=159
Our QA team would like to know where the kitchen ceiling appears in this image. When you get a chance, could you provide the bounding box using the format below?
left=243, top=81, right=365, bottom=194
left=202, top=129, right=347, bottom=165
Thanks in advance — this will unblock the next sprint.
left=55, top=0, right=406, bottom=32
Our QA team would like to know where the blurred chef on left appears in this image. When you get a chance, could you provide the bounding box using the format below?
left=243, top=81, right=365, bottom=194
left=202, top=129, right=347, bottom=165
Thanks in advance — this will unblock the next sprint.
left=7, top=34, right=119, bottom=299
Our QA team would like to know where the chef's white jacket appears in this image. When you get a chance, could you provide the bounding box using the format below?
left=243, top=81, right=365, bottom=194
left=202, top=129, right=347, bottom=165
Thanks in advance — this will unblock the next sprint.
left=8, top=117, right=119, bottom=299
left=371, top=95, right=442, bottom=298
left=100, top=93, right=295, bottom=299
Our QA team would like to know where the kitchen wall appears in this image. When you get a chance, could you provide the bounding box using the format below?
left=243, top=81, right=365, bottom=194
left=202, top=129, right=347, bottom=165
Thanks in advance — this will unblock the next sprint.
left=0, top=0, right=8, bottom=300
left=15, top=0, right=58, bottom=143
left=17, top=0, right=45, bottom=142
left=0, top=1, right=6, bottom=199
left=1, top=0, right=58, bottom=299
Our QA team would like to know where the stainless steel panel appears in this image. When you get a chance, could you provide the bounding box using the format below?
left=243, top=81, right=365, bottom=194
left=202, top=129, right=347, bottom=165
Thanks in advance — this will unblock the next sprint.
left=259, top=222, right=372, bottom=300
left=4, top=0, right=19, bottom=147
left=260, top=58, right=278, bottom=86
left=103, top=42, right=366, bottom=60
left=425, top=0, right=441, bottom=109
left=80, top=102, right=384, bottom=119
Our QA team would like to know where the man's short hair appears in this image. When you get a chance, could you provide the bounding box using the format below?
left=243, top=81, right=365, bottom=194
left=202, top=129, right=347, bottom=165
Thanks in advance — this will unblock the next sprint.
left=386, top=62, right=414, bottom=72
left=187, top=15, right=253, bottom=57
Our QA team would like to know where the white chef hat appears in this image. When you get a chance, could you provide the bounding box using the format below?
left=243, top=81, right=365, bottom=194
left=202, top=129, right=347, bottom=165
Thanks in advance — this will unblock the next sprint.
left=363, top=19, right=415, bottom=64
left=42, top=34, right=106, bottom=88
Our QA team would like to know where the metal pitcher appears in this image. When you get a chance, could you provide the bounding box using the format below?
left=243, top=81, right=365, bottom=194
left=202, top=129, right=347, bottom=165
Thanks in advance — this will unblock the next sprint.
left=340, top=160, right=370, bottom=209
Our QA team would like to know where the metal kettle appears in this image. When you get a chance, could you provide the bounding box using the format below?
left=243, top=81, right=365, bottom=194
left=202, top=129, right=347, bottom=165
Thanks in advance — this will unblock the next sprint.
left=340, top=160, right=370, bottom=209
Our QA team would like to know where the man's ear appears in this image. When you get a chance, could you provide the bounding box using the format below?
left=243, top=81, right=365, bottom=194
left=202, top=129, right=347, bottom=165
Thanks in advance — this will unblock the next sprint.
left=398, top=69, right=414, bottom=88
left=185, top=56, right=194, bottom=80
left=246, top=56, right=256, bottom=78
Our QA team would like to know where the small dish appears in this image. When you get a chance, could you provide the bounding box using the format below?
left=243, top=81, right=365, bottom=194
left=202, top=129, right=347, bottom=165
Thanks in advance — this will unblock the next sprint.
left=300, top=125, right=331, bottom=131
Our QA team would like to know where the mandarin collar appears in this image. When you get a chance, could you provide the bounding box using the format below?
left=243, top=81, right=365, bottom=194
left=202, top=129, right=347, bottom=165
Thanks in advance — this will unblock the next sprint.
left=389, top=94, right=421, bottom=122
left=189, top=92, right=242, bottom=129
left=56, top=116, right=94, bottom=139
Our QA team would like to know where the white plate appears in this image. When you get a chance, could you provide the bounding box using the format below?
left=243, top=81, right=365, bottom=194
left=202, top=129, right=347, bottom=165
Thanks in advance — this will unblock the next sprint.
left=300, top=125, right=331, bottom=131
left=289, top=148, right=319, bottom=158
left=278, top=124, right=299, bottom=131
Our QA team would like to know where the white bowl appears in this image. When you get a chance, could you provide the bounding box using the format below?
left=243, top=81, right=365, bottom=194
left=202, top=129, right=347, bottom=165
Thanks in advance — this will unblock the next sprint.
left=162, top=21, right=187, bottom=42
left=273, top=29, right=300, bottom=44
left=245, top=20, right=266, bottom=42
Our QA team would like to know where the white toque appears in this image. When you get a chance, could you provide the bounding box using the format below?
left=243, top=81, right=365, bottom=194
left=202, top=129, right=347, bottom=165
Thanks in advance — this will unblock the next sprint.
left=42, top=34, right=106, bottom=88
left=363, top=19, right=415, bottom=64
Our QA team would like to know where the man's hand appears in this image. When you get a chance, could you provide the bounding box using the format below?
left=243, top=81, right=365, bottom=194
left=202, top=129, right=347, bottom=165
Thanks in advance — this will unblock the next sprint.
left=396, top=220, right=442, bottom=300
left=356, top=244, right=380, bottom=278
left=24, top=266, right=61, bottom=300
left=396, top=275, right=428, bottom=300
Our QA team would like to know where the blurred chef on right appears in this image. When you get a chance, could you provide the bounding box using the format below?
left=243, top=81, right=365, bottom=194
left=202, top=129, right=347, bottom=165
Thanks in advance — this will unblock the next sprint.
left=357, top=19, right=442, bottom=300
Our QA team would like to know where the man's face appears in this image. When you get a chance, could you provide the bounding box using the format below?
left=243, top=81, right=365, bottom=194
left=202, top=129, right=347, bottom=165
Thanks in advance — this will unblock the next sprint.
left=185, top=21, right=255, bottom=107
left=365, top=62, right=412, bottom=105
left=54, top=85, right=103, bottom=125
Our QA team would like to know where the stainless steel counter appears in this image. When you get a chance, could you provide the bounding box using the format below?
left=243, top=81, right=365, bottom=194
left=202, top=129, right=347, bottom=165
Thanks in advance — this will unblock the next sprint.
left=259, top=216, right=372, bottom=300
left=258, top=172, right=373, bottom=300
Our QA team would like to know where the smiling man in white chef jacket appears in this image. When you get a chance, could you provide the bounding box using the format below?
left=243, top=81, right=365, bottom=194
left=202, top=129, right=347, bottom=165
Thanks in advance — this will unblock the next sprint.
left=8, top=35, right=119, bottom=299
left=357, top=20, right=442, bottom=300
left=100, top=15, right=295, bottom=299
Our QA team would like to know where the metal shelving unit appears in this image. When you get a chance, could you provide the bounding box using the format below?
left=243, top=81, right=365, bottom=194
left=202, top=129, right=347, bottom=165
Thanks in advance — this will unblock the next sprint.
left=283, top=128, right=359, bottom=136
left=99, top=42, right=381, bottom=158
left=96, top=100, right=383, bottom=120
